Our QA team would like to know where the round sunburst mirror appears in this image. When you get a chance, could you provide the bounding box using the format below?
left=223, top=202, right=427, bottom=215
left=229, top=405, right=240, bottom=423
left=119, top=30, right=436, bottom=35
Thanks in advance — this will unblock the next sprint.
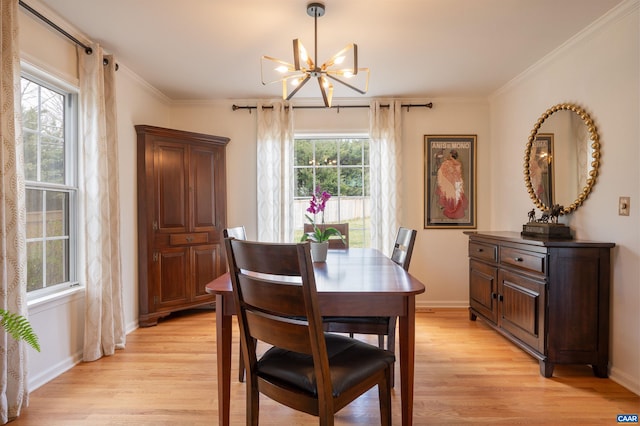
left=524, top=103, right=600, bottom=215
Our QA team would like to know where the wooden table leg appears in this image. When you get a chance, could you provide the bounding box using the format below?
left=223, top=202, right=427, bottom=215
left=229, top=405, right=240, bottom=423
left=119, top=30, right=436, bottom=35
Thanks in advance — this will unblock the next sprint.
left=216, top=294, right=232, bottom=426
left=399, top=295, right=416, bottom=426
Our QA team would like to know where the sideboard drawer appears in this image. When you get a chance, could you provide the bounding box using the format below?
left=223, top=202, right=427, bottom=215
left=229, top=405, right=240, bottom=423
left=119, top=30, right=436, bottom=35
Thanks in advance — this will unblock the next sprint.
left=469, top=241, right=498, bottom=262
left=500, top=246, right=545, bottom=274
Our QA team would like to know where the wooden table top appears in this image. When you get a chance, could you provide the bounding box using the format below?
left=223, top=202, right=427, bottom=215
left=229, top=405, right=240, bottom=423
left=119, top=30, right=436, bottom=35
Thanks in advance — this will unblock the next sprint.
left=206, top=247, right=425, bottom=296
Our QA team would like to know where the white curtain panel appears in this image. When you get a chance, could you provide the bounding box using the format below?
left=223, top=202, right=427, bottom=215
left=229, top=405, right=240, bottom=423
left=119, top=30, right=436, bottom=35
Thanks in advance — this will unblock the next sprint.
left=78, top=44, right=125, bottom=362
left=256, top=101, right=294, bottom=243
left=369, top=100, right=402, bottom=256
left=0, top=0, right=29, bottom=422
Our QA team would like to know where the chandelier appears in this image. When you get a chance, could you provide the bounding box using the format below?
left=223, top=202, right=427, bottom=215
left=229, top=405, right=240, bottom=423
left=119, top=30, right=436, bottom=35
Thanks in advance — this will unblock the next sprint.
left=260, top=2, right=369, bottom=107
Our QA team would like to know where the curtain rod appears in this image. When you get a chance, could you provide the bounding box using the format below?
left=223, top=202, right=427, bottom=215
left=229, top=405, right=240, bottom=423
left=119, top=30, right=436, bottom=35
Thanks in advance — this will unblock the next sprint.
left=19, top=1, right=118, bottom=70
left=232, top=102, right=433, bottom=113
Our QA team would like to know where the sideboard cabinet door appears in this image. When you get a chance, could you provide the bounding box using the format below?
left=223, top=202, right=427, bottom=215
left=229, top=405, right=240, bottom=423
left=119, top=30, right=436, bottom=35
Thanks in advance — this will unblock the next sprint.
left=137, top=125, right=230, bottom=327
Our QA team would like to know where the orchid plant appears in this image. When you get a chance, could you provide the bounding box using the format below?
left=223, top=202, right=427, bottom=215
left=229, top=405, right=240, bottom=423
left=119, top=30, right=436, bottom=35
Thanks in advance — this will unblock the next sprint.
left=300, top=187, right=345, bottom=244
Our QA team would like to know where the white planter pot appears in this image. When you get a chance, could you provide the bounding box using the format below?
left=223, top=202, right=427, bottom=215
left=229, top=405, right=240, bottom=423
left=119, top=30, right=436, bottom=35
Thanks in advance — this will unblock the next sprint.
left=310, top=241, right=329, bottom=262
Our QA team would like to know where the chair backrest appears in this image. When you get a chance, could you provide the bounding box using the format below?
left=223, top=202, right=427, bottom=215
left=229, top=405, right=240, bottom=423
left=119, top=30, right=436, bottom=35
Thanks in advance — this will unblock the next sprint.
left=390, top=227, right=417, bottom=271
left=223, top=226, right=247, bottom=241
left=224, top=238, right=332, bottom=392
left=303, top=223, right=349, bottom=249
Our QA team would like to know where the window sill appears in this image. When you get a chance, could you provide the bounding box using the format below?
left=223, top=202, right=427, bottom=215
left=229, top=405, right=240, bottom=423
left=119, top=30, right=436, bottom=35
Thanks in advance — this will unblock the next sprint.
left=27, top=286, right=85, bottom=314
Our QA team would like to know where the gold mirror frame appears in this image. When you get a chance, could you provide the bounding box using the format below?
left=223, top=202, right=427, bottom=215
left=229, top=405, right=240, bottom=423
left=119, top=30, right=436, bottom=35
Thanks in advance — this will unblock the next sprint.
left=524, top=103, right=600, bottom=215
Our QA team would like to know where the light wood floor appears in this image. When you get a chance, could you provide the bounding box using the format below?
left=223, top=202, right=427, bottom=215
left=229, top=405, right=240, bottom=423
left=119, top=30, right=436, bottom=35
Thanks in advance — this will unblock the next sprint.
left=14, top=308, right=639, bottom=425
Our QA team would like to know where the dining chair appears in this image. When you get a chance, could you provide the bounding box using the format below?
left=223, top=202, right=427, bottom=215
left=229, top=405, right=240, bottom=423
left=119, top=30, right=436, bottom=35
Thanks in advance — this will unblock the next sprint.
left=223, top=226, right=247, bottom=241
left=322, top=227, right=417, bottom=387
left=224, top=238, right=394, bottom=425
left=303, top=223, right=349, bottom=249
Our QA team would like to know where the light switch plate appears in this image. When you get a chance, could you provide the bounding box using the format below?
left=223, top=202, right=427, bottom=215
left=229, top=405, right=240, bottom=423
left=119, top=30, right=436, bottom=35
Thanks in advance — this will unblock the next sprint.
left=619, top=196, right=630, bottom=216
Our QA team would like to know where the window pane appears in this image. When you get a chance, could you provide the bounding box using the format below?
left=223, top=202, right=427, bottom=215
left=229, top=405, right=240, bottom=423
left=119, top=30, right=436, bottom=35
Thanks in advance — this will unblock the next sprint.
left=41, top=135, right=65, bottom=184
left=363, top=141, right=370, bottom=165
left=46, top=191, right=69, bottom=237
left=340, top=168, right=363, bottom=196
left=295, top=167, right=314, bottom=197
left=340, top=139, right=363, bottom=165
left=294, top=139, right=313, bottom=166
left=315, top=140, right=338, bottom=166
left=21, top=79, right=39, bottom=130
left=40, top=86, right=64, bottom=139
left=316, top=167, right=338, bottom=196
left=364, top=167, right=370, bottom=196
left=23, top=131, right=38, bottom=181
left=27, top=241, right=44, bottom=292
left=26, top=189, right=43, bottom=239
left=46, top=239, right=69, bottom=286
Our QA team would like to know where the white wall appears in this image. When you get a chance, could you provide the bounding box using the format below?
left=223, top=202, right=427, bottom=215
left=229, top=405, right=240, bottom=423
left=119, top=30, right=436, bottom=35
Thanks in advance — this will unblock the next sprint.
left=489, top=1, right=639, bottom=394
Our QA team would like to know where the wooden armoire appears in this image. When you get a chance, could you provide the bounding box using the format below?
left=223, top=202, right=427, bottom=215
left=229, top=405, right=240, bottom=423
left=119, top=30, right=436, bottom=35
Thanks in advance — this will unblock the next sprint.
left=136, top=125, right=229, bottom=326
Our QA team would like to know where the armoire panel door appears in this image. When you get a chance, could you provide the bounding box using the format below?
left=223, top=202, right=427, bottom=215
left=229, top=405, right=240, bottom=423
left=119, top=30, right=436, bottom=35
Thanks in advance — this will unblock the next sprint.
left=191, top=244, right=221, bottom=300
left=155, top=247, right=190, bottom=308
left=154, top=142, right=189, bottom=233
left=191, top=146, right=218, bottom=231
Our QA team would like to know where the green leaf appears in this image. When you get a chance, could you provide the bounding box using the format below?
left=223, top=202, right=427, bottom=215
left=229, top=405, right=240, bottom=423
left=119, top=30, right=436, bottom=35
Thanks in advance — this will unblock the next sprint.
left=0, top=308, right=41, bottom=352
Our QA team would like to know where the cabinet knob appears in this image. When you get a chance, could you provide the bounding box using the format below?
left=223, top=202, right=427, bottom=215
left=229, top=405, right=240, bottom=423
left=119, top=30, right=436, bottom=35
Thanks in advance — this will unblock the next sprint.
left=514, top=257, right=523, bottom=262
left=477, top=248, right=484, bottom=252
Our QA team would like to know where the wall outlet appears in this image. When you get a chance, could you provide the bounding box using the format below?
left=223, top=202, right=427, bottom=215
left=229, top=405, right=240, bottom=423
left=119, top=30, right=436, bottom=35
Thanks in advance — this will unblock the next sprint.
left=619, top=196, right=630, bottom=216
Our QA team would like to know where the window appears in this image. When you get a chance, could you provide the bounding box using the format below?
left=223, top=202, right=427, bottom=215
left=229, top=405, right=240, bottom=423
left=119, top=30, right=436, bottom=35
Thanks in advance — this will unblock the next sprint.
left=294, top=136, right=370, bottom=247
left=21, top=74, right=78, bottom=296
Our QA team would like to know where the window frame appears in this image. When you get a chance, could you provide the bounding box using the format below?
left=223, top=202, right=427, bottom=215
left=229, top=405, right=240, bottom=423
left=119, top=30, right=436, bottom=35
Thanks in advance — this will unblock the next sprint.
left=293, top=133, right=371, bottom=247
left=21, top=64, right=80, bottom=301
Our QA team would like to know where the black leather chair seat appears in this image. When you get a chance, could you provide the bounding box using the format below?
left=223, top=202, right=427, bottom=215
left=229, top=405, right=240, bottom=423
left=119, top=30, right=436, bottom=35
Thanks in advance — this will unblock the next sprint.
left=257, top=333, right=395, bottom=397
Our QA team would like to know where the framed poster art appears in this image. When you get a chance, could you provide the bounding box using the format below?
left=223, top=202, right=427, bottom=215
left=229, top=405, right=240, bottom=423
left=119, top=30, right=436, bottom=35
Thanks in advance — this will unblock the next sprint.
left=529, top=133, right=554, bottom=209
left=424, top=135, right=476, bottom=229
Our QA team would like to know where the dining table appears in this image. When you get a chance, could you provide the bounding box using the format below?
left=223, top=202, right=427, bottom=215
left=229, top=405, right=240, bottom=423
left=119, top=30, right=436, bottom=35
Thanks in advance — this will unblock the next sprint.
left=205, top=247, right=426, bottom=426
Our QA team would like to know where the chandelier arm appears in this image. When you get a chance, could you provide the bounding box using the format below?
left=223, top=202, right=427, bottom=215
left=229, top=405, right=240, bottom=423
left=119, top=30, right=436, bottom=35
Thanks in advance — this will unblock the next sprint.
left=325, top=74, right=367, bottom=95
left=317, top=78, right=330, bottom=107
left=286, top=75, right=311, bottom=100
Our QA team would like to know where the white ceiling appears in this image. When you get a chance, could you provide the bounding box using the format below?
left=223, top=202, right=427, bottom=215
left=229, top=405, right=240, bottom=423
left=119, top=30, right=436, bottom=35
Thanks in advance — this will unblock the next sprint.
left=32, top=0, right=623, bottom=102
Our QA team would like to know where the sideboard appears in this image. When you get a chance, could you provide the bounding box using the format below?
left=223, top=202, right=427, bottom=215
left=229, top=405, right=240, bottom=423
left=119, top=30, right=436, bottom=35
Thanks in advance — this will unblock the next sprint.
left=464, top=231, right=614, bottom=378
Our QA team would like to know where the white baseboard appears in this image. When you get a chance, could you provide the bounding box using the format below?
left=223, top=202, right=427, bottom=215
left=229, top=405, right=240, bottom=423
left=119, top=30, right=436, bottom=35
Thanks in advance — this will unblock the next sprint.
left=610, top=366, right=640, bottom=396
left=28, top=351, right=83, bottom=392
left=416, top=300, right=468, bottom=311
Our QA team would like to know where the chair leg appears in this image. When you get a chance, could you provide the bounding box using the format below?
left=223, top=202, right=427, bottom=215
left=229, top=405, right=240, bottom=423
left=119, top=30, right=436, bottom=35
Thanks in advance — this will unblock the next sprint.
left=387, top=317, right=397, bottom=388
left=247, top=376, right=259, bottom=426
left=238, top=341, right=245, bottom=382
left=377, top=334, right=384, bottom=349
left=378, top=368, right=392, bottom=426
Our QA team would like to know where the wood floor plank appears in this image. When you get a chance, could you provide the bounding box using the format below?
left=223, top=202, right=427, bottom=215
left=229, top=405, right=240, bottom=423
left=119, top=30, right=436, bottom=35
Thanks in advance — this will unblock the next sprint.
left=14, top=309, right=639, bottom=425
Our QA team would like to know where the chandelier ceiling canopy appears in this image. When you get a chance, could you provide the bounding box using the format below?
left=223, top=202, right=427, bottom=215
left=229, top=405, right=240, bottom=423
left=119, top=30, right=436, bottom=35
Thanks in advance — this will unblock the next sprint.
left=260, top=2, right=369, bottom=107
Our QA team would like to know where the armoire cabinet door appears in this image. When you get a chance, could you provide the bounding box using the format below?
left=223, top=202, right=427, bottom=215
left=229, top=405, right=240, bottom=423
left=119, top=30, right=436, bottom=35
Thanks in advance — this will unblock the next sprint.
left=154, top=141, right=189, bottom=233
left=154, top=247, right=190, bottom=309
left=191, top=244, right=222, bottom=300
